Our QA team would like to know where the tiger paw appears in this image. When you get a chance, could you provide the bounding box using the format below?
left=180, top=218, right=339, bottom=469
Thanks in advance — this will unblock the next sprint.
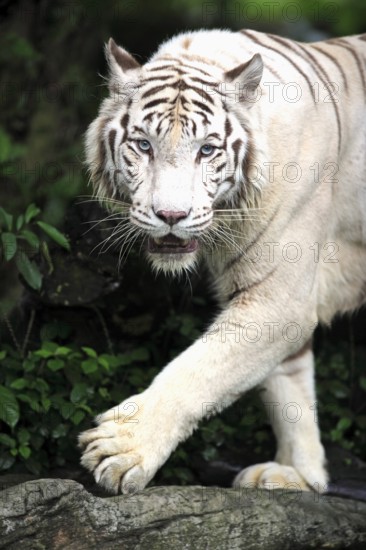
left=232, top=461, right=328, bottom=492
left=78, top=392, right=172, bottom=494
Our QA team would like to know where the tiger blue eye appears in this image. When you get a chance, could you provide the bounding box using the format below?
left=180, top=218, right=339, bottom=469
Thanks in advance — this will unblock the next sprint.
left=200, top=144, right=214, bottom=156
left=138, top=140, right=151, bottom=152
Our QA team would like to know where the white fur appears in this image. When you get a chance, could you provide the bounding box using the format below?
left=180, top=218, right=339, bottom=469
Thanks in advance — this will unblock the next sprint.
left=80, top=30, right=366, bottom=494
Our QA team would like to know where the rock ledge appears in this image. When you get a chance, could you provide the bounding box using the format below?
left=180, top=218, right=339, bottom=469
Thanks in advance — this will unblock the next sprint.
left=1, top=479, right=366, bottom=549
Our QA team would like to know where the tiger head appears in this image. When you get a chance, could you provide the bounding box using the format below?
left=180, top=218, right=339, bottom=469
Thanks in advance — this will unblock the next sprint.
left=86, top=38, right=264, bottom=274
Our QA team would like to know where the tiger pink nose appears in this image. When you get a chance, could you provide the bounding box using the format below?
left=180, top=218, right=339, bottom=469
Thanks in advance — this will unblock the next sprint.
left=155, top=210, right=189, bottom=226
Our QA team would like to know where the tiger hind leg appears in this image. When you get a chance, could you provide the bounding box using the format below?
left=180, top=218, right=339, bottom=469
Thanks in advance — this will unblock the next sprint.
left=233, top=343, right=328, bottom=492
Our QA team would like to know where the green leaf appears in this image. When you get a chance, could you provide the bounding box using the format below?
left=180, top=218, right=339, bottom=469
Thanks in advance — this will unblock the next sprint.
left=61, top=403, right=75, bottom=419
left=336, top=417, right=352, bottom=431
left=82, top=347, right=97, bottom=358
left=18, top=445, right=31, bottom=459
left=77, top=403, right=93, bottom=415
left=34, top=349, right=53, bottom=358
left=98, top=356, right=109, bottom=370
left=36, top=221, right=70, bottom=251
left=23, top=357, right=37, bottom=371
left=42, top=342, right=59, bottom=352
left=30, top=400, right=42, bottom=412
left=52, top=424, right=68, bottom=439
left=98, top=387, right=109, bottom=398
left=0, top=351, right=7, bottom=361
left=33, top=378, right=50, bottom=393
left=19, top=229, right=40, bottom=250
left=0, top=434, right=16, bottom=448
left=17, top=393, right=41, bottom=412
left=15, top=251, right=42, bottom=290
left=17, top=428, right=31, bottom=445
left=47, top=358, right=65, bottom=371
left=360, top=377, right=366, bottom=392
left=41, top=397, right=51, bottom=412
left=16, top=214, right=24, bottom=231
left=81, top=358, right=98, bottom=374
left=10, top=378, right=28, bottom=390
left=71, top=410, right=85, bottom=425
left=34, top=341, right=58, bottom=357
left=55, top=346, right=72, bottom=356
left=40, top=241, right=53, bottom=274
left=0, top=207, right=13, bottom=231
left=70, top=383, right=88, bottom=404
left=24, top=203, right=41, bottom=224
left=50, top=394, right=66, bottom=411
left=0, top=385, right=20, bottom=428
left=1, top=232, right=17, bottom=260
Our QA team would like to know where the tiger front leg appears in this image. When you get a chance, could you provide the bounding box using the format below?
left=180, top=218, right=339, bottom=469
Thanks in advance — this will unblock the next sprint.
left=79, top=300, right=316, bottom=494
left=78, top=328, right=241, bottom=495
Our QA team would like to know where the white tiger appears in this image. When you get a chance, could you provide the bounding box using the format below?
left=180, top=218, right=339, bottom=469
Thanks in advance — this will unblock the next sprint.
left=79, top=29, right=366, bottom=494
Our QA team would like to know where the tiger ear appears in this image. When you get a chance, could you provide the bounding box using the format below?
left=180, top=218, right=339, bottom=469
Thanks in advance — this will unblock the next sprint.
left=106, top=38, right=141, bottom=94
left=224, top=53, right=263, bottom=102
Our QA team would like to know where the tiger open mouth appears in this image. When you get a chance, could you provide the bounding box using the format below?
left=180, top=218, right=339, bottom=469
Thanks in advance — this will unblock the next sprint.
left=148, top=234, right=198, bottom=254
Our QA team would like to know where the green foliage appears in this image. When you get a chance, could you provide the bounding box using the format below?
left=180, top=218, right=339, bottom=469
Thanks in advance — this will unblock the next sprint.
left=2, top=310, right=364, bottom=484
left=316, top=343, right=366, bottom=454
left=0, top=340, right=156, bottom=474
left=0, top=204, right=69, bottom=290
left=0, top=308, right=268, bottom=482
left=0, top=126, right=25, bottom=164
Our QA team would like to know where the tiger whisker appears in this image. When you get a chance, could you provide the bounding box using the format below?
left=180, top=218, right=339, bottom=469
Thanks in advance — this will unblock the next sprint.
left=83, top=212, right=129, bottom=226
left=213, top=208, right=268, bottom=213
left=77, top=196, right=131, bottom=209
left=213, top=216, right=261, bottom=223
left=206, top=225, right=247, bottom=256
left=103, top=222, right=137, bottom=254
left=118, top=229, right=144, bottom=271
left=214, top=220, right=257, bottom=241
left=82, top=212, right=129, bottom=235
left=98, top=229, right=134, bottom=261
left=113, top=224, right=144, bottom=268
left=90, top=218, right=131, bottom=255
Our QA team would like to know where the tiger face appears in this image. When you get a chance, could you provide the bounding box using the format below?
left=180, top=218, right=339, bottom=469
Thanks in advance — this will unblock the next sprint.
left=86, top=39, right=263, bottom=274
